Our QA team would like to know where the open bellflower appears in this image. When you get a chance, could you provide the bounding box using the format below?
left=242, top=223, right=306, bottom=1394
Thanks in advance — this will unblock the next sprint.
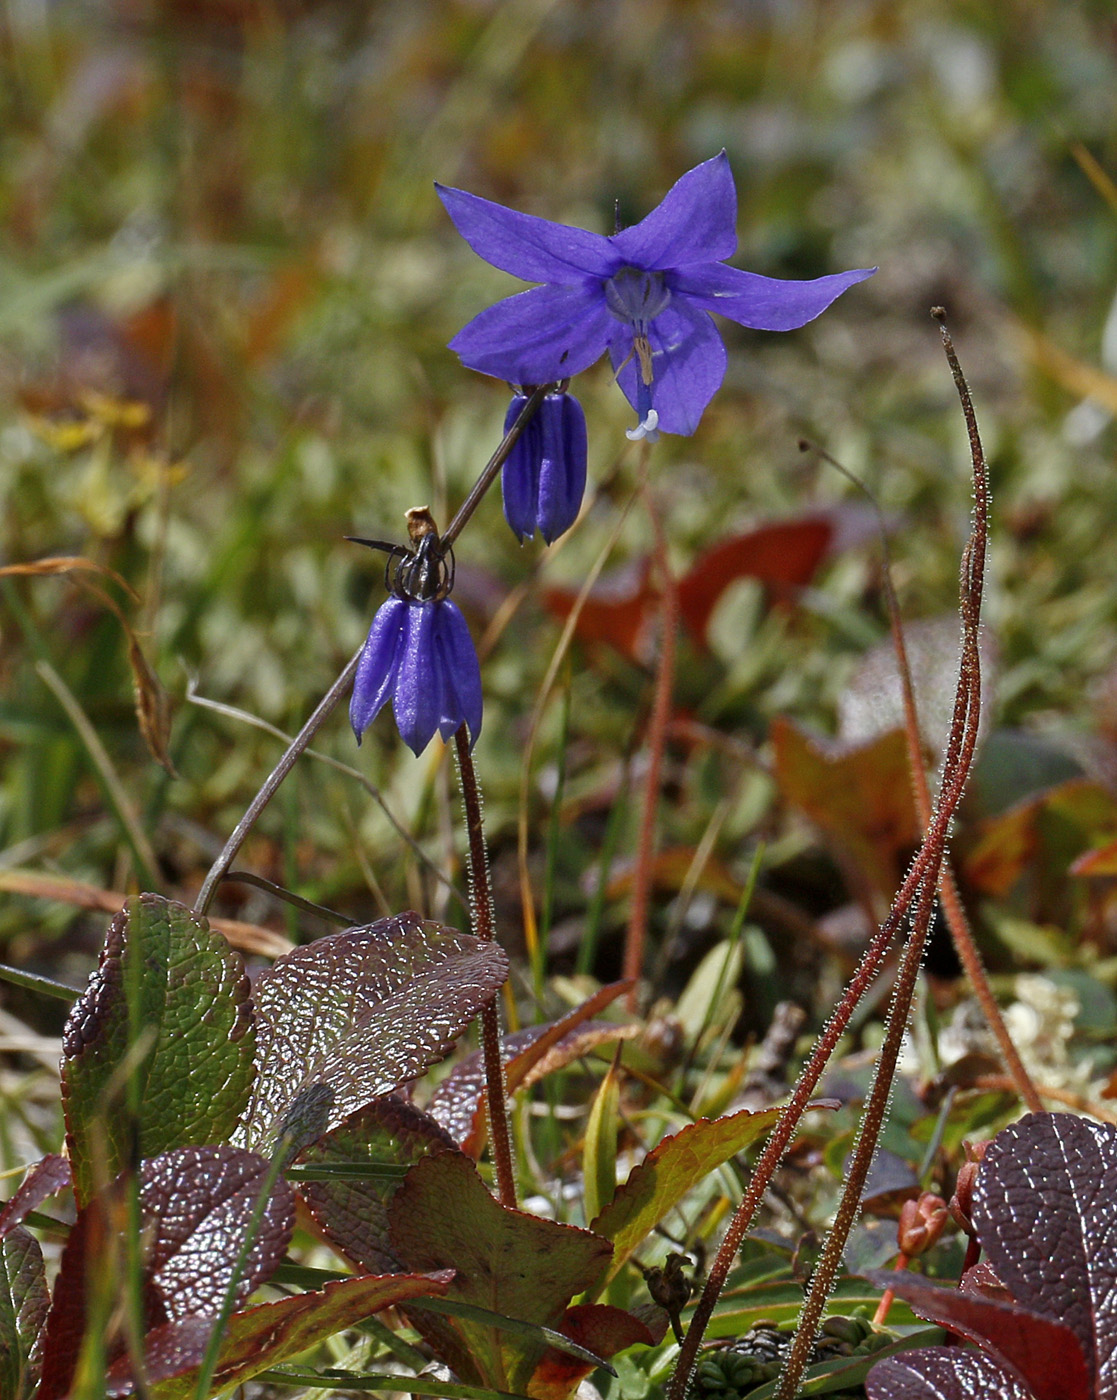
left=502, top=389, right=587, bottom=544
left=438, top=152, right=875, bottom=438
left=350, top=570, right=483, bottom=755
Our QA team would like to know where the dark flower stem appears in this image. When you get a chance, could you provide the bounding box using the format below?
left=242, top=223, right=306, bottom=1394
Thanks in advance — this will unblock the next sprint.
left=439, top=385, right=551, bottom=551
left=667, top=310, right=989, bottom=1400
left=454, top=725, right=517, bottom=1208
left=193, top=645, right=364, bottom=918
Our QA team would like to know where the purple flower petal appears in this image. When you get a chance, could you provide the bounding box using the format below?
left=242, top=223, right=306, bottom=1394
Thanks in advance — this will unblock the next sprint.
left=436, top=184, right=617, bottom=282
left=435, top=602, right=483, bottom=747
left=536, top=393, right=587, bottom=544
left=350, top=597, right=407, bottom=741
left=501, top=396, right=541, bottom=542
left=609, top=300, right=727, bottom=436
left=610, top=152, right=737, bottom=270
left=393, top=602, right=443, bottom=755
left=449, top=282, right=614, bottom=385
left=671, top=262, right=876, bottom=330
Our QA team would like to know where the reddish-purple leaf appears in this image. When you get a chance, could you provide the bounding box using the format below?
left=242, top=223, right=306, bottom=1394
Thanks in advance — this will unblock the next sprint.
left=427, top=981, right=634, bottom=1155
left=868, top=1347, right=1036, bottom=1400
left=389, top=1151, right=612, bottom=1390
left=235, top=912, right=508, bottom=1155
left=974, top=1112, right=1117, bottom=1397
left=138, top=1146, right=295, bottom=1320
left=677, top=515, right=834, bottom=643
left=528, top=1304, right=656, bottom=1400
left=299, top=1097, right=458, bottom=1273
left=771, top=718, right=921, bottom=902
left=35, top=1148, right=293, bottom=1400
left=0, top=1157, right=70, bottom=1239
left=862, top=1271, right=1092, bottom=1400
left=0, top=1225, right=49, bottom=1400
left=103, top=1269, right=455, bottom=1397
left=542, top=558, right=659, bottom=665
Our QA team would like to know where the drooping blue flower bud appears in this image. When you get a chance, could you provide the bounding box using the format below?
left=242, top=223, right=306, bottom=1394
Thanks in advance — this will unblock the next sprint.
left=349, top=516, right=482, bottom=755
left=502, top=390, right=588, bottom=545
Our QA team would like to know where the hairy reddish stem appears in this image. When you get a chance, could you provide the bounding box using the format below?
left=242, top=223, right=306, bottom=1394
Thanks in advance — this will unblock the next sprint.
left=624, top=492, right=679, bottom=1010
left=668, top=311, right=990, bottom=1400
left=454, top=725, right=517, bottom=1208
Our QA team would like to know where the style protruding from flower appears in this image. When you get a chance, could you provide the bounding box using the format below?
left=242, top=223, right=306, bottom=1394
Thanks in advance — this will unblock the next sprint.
left=437, top=152, right=875, bottom=439
left=502, top=387, right=587, bottom=544
left=349, top=508, right=483, bottom=756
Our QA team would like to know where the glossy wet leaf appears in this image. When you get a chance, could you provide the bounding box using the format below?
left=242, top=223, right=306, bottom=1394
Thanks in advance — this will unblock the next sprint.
left=862, top=1271, right=1091, bottom=1400
left=103, top=1269, right=455, bottom=1397
left=35, top=1147, right=295, bottom=1400
left=236, top=912, right=508, bottom=1154
left=298, top=1097, right=459, bottom=1273
left=868, top=1347, right=1036, bottom=1400
left=771, top=719, right=921, bottom=902
left=61, top=894, right=255, bottom=1204
left=590, top=1106, right=780, bottom=1288
left=0, top=1227, right=48, bottom=1400
left=427, top=980, right=633, bottom=1155
left=138, top=1145, right=295, bottom=1320
left=388, top=1150, right=612, bottom=1389
left=0, top=1157, right=70, bottom=1238
left=974, top=1112, right=1117, bottom=1395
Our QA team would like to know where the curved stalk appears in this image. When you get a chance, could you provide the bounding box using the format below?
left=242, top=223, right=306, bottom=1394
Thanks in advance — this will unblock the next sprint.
left=454, top=726, right=517, bottom=1207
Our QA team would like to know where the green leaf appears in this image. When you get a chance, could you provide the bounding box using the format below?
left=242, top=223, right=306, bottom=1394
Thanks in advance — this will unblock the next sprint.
left=589, top=1107, right=780, bottom=1288
left=235, top=913, right=508, bottom=1155
left=582, top=1053, right=621, bottom=1225
left=257, top=1366, right=533, bottom=1398
left=0, top=1227, right=49, bottom=1400
left=388, top=1151, right=612, bottom=1390
left=102, top=1271, right=455, bottom=1397
left=61, top=894, right=255, bottom=1205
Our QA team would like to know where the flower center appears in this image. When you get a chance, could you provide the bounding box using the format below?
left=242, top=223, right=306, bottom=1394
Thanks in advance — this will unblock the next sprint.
left=604, top=267, right=671, bottom=327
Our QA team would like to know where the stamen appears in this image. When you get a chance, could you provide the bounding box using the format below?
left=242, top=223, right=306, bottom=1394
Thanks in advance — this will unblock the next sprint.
left=634, top=333, right=655, bottom=387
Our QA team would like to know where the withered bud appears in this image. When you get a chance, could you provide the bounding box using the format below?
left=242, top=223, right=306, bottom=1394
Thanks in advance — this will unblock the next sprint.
left=406, top=506, right=439, bottom=544
left=898, top=1192, right=950, bottom=1257
left=949, top=1139, right=989, bottom=1235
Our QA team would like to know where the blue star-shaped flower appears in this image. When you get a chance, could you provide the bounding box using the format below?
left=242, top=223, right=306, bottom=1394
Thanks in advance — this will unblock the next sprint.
left=350, top=595, right=482, bottom=755
left=437, top=152, right=875, bottom=438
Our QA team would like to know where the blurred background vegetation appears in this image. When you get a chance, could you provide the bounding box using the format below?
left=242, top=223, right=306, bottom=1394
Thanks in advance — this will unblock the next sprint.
left=2, top=0, right=1117, bottom=1069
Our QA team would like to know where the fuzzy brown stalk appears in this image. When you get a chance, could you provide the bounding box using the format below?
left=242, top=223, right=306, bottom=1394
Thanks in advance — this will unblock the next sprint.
left=454, top=725, right=517, bottom=1207
left=668, top=311, right=990, bottom=1400
left=624, top=493, right=680, bottom=1010
left=772, top=309, right=991, bottom=1397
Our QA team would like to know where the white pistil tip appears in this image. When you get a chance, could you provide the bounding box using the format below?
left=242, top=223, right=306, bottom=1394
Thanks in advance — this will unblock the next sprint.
left=625, top=409, right=660, bottom=442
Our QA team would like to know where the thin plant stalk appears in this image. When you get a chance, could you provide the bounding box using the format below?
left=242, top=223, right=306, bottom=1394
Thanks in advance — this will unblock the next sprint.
left=802, top=436, right=1042, bottom=1113
left=667, top=310, right=989, bottom=1400
left=454, top=726, right=517, bottom=1208
left=773, top=307, right=990, bottom=1397
left=193, top=645, right=364, bottom=917
left=623, top=490, right=679, bottom=1009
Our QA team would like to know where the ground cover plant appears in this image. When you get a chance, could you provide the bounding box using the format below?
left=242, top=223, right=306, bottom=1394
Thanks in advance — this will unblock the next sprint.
left=2, top=3, right=1117, bottom=1399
